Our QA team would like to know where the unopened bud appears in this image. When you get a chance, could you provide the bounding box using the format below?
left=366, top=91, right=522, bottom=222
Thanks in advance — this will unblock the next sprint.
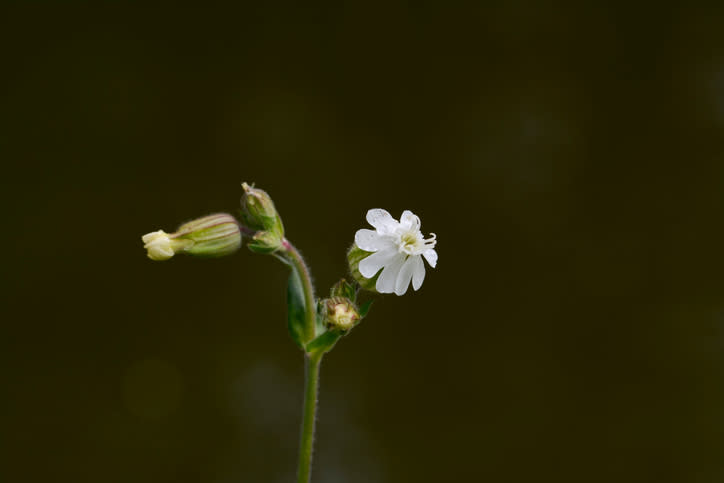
left=347, top=246, right=377, bottom=292
left=240, top=182, right=284, bottom=239
left=247, top=230, right=283, bottom=254
left=330, top=278, right=356, bottom=300
left=322, top=297, right=360, bottom=331
left=142, top=213, right=241, bottom=260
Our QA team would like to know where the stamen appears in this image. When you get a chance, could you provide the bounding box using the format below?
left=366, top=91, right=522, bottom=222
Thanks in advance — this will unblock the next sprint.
left=423, top=233, right=437, bottom=248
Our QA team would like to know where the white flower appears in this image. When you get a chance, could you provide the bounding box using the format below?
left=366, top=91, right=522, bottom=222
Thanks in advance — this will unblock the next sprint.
left=354, top=209, right=437, bottom=296
left=142, top=230, right=175, bottom=261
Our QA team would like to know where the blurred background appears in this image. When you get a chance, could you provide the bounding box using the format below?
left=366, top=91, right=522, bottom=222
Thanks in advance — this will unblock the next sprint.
left=4, top=2, right=724, bottom=482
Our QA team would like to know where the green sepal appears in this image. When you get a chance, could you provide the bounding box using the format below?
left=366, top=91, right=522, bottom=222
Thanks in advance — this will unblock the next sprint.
left=306, top=330, right=343, bottom=355
left=358, top=300, right=373, bottom=319
left=330, top=278, right=356, bottom=301
left=171, top=213, right=242, bottom=258
left=286, top=269, right=306, bottom=349
left=347, top=245, right=378, bottom=292
left=247, top=230, right=283, bottom=254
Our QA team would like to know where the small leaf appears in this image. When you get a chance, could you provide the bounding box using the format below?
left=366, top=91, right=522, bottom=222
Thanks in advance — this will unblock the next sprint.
left=306, top=330, right=342, bottom=355
left=314, top=301, right=327, bottom=336
left=287, top=269, right=306, bottom=349
left=358, top=300, right=373, bottom=319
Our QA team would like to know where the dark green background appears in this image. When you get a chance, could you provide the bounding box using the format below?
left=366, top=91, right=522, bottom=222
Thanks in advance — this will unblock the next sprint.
left=5, top=3, right=724, bottom=482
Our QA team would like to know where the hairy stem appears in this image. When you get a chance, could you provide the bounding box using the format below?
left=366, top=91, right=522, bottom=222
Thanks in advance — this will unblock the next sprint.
left=281, top=238, right=324, bottom=481
left=297, top=352, right=323, bottom=483
left=282, top=238, right=317, bottom=343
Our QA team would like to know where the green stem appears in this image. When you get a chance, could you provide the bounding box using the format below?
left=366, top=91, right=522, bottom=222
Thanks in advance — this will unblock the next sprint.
left=297, top=352, right=323, bottom=483
left=282, top=238, right=317, bottom=343
left=281, top=238, right=324, bottom=481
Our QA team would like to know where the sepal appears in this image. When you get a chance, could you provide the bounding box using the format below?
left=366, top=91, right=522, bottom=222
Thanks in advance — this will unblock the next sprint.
left=320, top=297, right=360, bottom=331
left=247, top=230, right=283, bottom=254
left=347, top=245, right=378, bottom=292
left=330, top=278, right=356, bottom=301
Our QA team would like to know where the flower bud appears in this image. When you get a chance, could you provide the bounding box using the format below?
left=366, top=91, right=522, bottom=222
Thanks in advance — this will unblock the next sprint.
left=240, top=182, right=284, bottom=239
left=330, top=278, right=356, bottom=300
left=322, top=297, right=360, bottom=331
left=142, top=213, right=242, bottom=260
left=347, top=246, right=377, bottom=292
left=247, top=230, right=283, bottom=254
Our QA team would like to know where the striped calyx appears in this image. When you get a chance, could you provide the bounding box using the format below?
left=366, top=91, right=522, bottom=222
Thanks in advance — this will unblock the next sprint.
left=240, top=183, right=284, bottom=234
left=240, top=182, right=285, bottom=253
left=172, top=213, right=242, bottom=258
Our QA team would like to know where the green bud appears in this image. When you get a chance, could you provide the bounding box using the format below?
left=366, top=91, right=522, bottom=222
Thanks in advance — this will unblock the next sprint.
left=321, top=297, right=360, bottom=331
left=330, top=278, right=356, bottom=301
left=142, top=213, right=242, bottom=260
left=347, top=245, right=378, bottom=292
left=240, top=182, right=284, bottom=239
left=247, top=230, right=283, bottom=254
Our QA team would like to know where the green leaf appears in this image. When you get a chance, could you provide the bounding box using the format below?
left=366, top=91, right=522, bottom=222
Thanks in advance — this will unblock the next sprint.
left=314, top=301, right=327, bottom=336
left=287, top=269, right=306, bottom=349
left=306, top=330, right=342, bottom=355
left=358, top=300, right=373, bottom=319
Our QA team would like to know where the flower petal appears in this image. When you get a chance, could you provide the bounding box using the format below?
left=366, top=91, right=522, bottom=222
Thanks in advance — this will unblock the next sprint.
left=354, top=229, right=389, bottom=252
left=142, top=230, right=166, bottom=244
left=366, top=209, right=398, bottom=234
left=399, top=210, right=420, bottom=231
left=359, top=247, right=398, bottom=278
left=423, top=248, right=437, bottom=268
left=394, top=256, right=416, bottom=296
left=411, top=255, right=425, bottom=290
left=375, top=254, right=406, bottom=294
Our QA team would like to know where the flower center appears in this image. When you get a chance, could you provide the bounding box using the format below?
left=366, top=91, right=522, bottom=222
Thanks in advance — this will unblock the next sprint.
left=397, top=230, right=436, bottom=255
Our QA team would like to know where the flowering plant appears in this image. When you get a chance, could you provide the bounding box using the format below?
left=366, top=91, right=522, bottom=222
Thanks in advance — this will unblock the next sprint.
left=141, top=183, right=438, bottom=482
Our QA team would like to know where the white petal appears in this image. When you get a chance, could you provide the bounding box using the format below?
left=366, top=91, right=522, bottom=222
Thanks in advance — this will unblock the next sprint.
left=411, top=255, right=425, bottom=290
left=394, top=256, right=416, bottom=296
left=142, top=230, right=166, bottom=244
left=399, top=210, right=420, bottom=231
left=355, top=229, right=388, bottom=252
left=366, top=209, right=398, bottom=234
left=423, top=249, right=437, bottom=268
left=358, top=248, right=398, bottom=278
left=375, top=254, right=406, bottom=293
